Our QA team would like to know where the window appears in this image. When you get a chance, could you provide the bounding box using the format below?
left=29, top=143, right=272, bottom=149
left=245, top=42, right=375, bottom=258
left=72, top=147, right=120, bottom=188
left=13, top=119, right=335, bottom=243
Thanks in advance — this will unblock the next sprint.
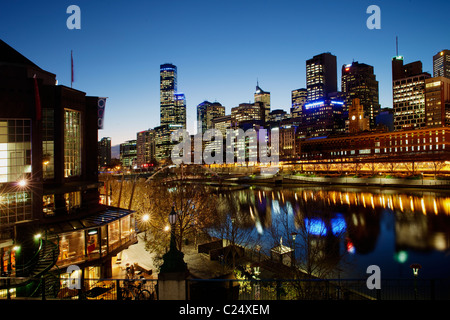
left=43, top=194, right=55, bottom=216
left=64, top=110, right=81, bottom=177
left=0, top=191, right=32, bottom=225
left=0, top=119, right=31, bottom=183
left=42, top=109, right=54, bottom=179
left=64, top=191, right=81, bottom=214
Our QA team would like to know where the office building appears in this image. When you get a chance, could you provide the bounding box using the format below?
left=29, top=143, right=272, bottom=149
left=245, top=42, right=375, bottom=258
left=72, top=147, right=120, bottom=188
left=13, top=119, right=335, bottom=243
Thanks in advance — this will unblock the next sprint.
left=0, top=40, right=136, bottom=296
left=136, top=129, right=156, bottom=167
left=154, top=124, right=184, bottom=161
left=302, top=99, right=345, bottom=137
left=392, top=56, right=431, bottom=131
left=212, top=115, right=232, bottom=136
left=433, top=50, right=450, bottom=79
left=341, top=61, right=380, bottom=127
left=98, top=137, right=111, bottom=168
left=306, top=53, right=337, bottom=102
left=425, top=76, right=450, bottom=127
left=231, top=102, right=266, bottom=127
left=254, top=83, right=271, bottom=120
left=160, top=63, right=186, bottom=128
left=291, top=88, right=307, bottom=119
left=197, top=101, right=225, bottom=134
left=120, top=140, right=137, bottom=168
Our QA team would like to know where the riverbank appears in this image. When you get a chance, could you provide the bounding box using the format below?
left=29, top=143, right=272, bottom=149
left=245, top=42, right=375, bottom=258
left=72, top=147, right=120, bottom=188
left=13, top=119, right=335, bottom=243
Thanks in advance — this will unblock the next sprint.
left=220, top=173, right=450, bottom=191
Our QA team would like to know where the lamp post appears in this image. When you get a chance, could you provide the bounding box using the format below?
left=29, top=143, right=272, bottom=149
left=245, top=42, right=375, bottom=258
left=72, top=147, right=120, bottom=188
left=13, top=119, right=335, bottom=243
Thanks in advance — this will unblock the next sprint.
left=159, top=207, right=187, bottom=274
left=410, top=263, right=422, bottom=300
left=291, top=232, right=297, bottom=269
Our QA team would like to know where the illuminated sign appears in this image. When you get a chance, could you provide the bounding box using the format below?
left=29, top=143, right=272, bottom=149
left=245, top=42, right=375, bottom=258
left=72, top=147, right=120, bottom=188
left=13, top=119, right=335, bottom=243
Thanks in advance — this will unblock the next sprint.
left=304, top=101, right=324, bottom=109
left=330, top=101, right=344, bottom=105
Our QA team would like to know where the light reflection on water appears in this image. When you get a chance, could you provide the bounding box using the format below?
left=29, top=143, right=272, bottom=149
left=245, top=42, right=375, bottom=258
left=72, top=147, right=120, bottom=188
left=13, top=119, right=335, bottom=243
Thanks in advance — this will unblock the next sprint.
left=222, top=185, right=450, bottom=279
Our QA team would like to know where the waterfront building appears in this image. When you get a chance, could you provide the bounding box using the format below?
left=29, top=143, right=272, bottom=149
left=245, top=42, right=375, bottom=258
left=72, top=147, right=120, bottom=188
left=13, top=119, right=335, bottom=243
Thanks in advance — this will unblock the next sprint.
left=0, top=40, right=136, bottom=296
left=154, top=124, right=184, bottom=161
left=301, top=99, right=345, bottom=137
left=231, top=102, right=266, bottom=127
left=348, top=98, right=370, bottom=134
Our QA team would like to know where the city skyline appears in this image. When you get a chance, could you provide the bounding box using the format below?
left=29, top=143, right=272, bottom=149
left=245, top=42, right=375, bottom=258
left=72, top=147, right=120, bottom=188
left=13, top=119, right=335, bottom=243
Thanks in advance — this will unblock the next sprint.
left=1, top=0, right=449, bottom=146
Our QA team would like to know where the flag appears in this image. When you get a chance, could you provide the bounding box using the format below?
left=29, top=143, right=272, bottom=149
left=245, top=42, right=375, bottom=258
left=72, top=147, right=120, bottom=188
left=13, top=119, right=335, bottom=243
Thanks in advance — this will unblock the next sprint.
left=71, top=50, right=74, bottom=87
left=33, top=74, right=41, bottom=121
left=98, top=97, right=107, bottom=129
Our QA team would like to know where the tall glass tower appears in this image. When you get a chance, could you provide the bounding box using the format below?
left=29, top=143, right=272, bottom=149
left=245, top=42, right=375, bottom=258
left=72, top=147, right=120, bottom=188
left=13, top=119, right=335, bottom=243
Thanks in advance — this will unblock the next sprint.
left=160, top=63, right=183, bottom=127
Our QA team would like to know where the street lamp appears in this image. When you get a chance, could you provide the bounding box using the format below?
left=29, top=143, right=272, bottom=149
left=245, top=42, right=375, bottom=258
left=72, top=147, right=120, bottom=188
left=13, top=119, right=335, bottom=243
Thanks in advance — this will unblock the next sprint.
left=291, top=232, right=297, bottom=269
left=410, top=263, right=422, bottom=300
left=169, top=207, right=177, bottom=226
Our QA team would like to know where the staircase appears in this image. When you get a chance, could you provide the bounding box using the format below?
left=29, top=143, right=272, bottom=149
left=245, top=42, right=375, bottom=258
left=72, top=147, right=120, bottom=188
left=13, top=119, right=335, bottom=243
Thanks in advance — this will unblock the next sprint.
left=0, top=236, right=60, bottom=298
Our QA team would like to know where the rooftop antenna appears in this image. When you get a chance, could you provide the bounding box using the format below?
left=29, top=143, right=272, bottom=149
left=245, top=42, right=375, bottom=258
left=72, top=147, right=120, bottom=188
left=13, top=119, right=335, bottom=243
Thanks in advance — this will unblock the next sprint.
left=396, top=36, right=398, bottom=56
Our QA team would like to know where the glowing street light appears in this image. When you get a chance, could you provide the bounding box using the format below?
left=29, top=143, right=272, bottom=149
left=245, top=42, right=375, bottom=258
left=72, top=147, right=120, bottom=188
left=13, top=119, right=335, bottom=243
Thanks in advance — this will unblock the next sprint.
left=17, top=179, right=27, bottom=187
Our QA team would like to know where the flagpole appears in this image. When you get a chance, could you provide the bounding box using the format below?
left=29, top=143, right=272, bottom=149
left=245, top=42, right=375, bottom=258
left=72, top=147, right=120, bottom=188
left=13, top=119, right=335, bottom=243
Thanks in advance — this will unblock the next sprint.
left=71, top=50, right=73, bottom=88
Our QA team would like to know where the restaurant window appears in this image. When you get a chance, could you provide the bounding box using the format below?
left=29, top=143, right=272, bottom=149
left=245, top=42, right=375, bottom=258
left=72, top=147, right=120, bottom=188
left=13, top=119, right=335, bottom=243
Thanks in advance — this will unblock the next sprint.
left=64, top=109, right=81, bottom=177
left=64, top=191, right=81, bottom=214
left=101, top=225, right=108, bottom=256
left=0, top=191, right=32, bottom=226
left=58, top=231, right=85, bottom=264
left=0, top=119, right=31, bottom=183
left=108, top=220, right=120, bottom=251
left=43, top=194, right=55, bottom=216
left=86, top=229, right=100, bottom=258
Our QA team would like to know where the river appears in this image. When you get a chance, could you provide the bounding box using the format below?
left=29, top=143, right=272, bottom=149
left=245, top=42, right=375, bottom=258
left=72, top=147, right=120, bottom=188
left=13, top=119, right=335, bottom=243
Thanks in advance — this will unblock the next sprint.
left=221, top=184, right=450, bottom=280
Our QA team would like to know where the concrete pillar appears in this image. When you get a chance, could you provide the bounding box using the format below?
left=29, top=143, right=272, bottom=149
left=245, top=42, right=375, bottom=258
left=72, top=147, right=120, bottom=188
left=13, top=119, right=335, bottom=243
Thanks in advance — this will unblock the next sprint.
left=158, top=272, right=188, bottom=300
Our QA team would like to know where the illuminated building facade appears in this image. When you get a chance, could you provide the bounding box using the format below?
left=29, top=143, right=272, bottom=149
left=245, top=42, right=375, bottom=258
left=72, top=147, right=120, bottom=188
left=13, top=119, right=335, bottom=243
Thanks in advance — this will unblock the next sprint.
left=231, top=102, right=266, bottom=127
left=392, top=56, right=431, bottom=131
left=341, top=61, right=380, bottom=127
left=154, top=124, right=184, bottom=161
left=302, top=99, right=345, bottom=137
left=306, top=53, right=337, bottom=102
left=160, top=63, right=186, bottom=129
left=136, top=129, right=156, bottom=167
left=254, top=84, right=271, bottom=120
left=197, top=101, right=225, bottom=134
left=425, top=76, right=450, bottom=128
left=433, top=50, right=450, bottom=79
left=98, top=137, right=111, bottom=168
left=348, top=98, right=370, bottom=134
left=291, top=88, right=307, bottom=119
left=0, top=40, right=136, bottom=295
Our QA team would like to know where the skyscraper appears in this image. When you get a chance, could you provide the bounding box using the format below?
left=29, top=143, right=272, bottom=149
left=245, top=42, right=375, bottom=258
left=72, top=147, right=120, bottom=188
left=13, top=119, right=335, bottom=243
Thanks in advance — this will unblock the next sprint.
left=341, top=61, right=380, bottom=128
left=160, top=63, right=186, bottom=128
left=254, top=83, right=271, bottom=120
left=392, top=56, right=431, bottom=131
left=306, top=53, right=337, bottom=102
left=433, top=50, right=450, bottom=79
left=197, top=101, right=225, bottom=134
left=291, top=88, right=307, bottom=118
left=98, top=137, right=111, bottom=167
left=425, top=76, right=450, bottom=127
left=136, top=129, right=156, bottom=167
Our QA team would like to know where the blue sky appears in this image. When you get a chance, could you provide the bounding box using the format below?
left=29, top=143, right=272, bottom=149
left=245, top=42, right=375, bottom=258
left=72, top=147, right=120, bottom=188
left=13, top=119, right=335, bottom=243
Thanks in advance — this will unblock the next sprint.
left=1, top=0, right=449, bottom=146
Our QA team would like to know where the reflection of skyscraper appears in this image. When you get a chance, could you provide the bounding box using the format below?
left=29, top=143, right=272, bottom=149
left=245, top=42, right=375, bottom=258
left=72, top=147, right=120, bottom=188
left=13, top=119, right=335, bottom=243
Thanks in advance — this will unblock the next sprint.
left=433, top=50, right=450, bottom=79
left=160, top=63, right=186, bottom=128
left=341, top=61, right=380, bottom=128
left=306, top=53, right=337, bottom=102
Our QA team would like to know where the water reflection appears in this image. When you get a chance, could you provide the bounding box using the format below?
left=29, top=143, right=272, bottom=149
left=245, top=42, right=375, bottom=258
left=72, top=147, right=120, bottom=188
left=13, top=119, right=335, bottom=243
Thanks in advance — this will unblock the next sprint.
left=221, top=186, right=450, bottom=279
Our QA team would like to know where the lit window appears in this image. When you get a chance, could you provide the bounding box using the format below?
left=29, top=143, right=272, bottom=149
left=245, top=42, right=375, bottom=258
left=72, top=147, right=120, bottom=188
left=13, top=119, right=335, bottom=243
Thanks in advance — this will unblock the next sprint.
left=64, top=110, right=82, bottom=177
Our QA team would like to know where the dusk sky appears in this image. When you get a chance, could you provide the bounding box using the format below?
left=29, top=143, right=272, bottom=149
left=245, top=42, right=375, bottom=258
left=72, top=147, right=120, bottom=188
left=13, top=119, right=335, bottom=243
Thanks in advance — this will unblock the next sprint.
left=1, top=0, right=449, bottom=147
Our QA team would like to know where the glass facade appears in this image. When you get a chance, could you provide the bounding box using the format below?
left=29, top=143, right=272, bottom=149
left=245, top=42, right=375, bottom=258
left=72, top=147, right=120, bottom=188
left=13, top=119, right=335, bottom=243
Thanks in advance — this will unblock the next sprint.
left=64, top=109, right=82, bottom=177
left=42, top=109, right=55, bottom=179
left=0, top=119, right=31, bottom=183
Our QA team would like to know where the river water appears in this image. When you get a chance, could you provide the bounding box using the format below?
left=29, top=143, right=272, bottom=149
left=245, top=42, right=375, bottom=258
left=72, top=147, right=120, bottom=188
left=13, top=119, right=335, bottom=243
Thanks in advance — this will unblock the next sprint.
left=222, top=184, right=450, bottom=280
